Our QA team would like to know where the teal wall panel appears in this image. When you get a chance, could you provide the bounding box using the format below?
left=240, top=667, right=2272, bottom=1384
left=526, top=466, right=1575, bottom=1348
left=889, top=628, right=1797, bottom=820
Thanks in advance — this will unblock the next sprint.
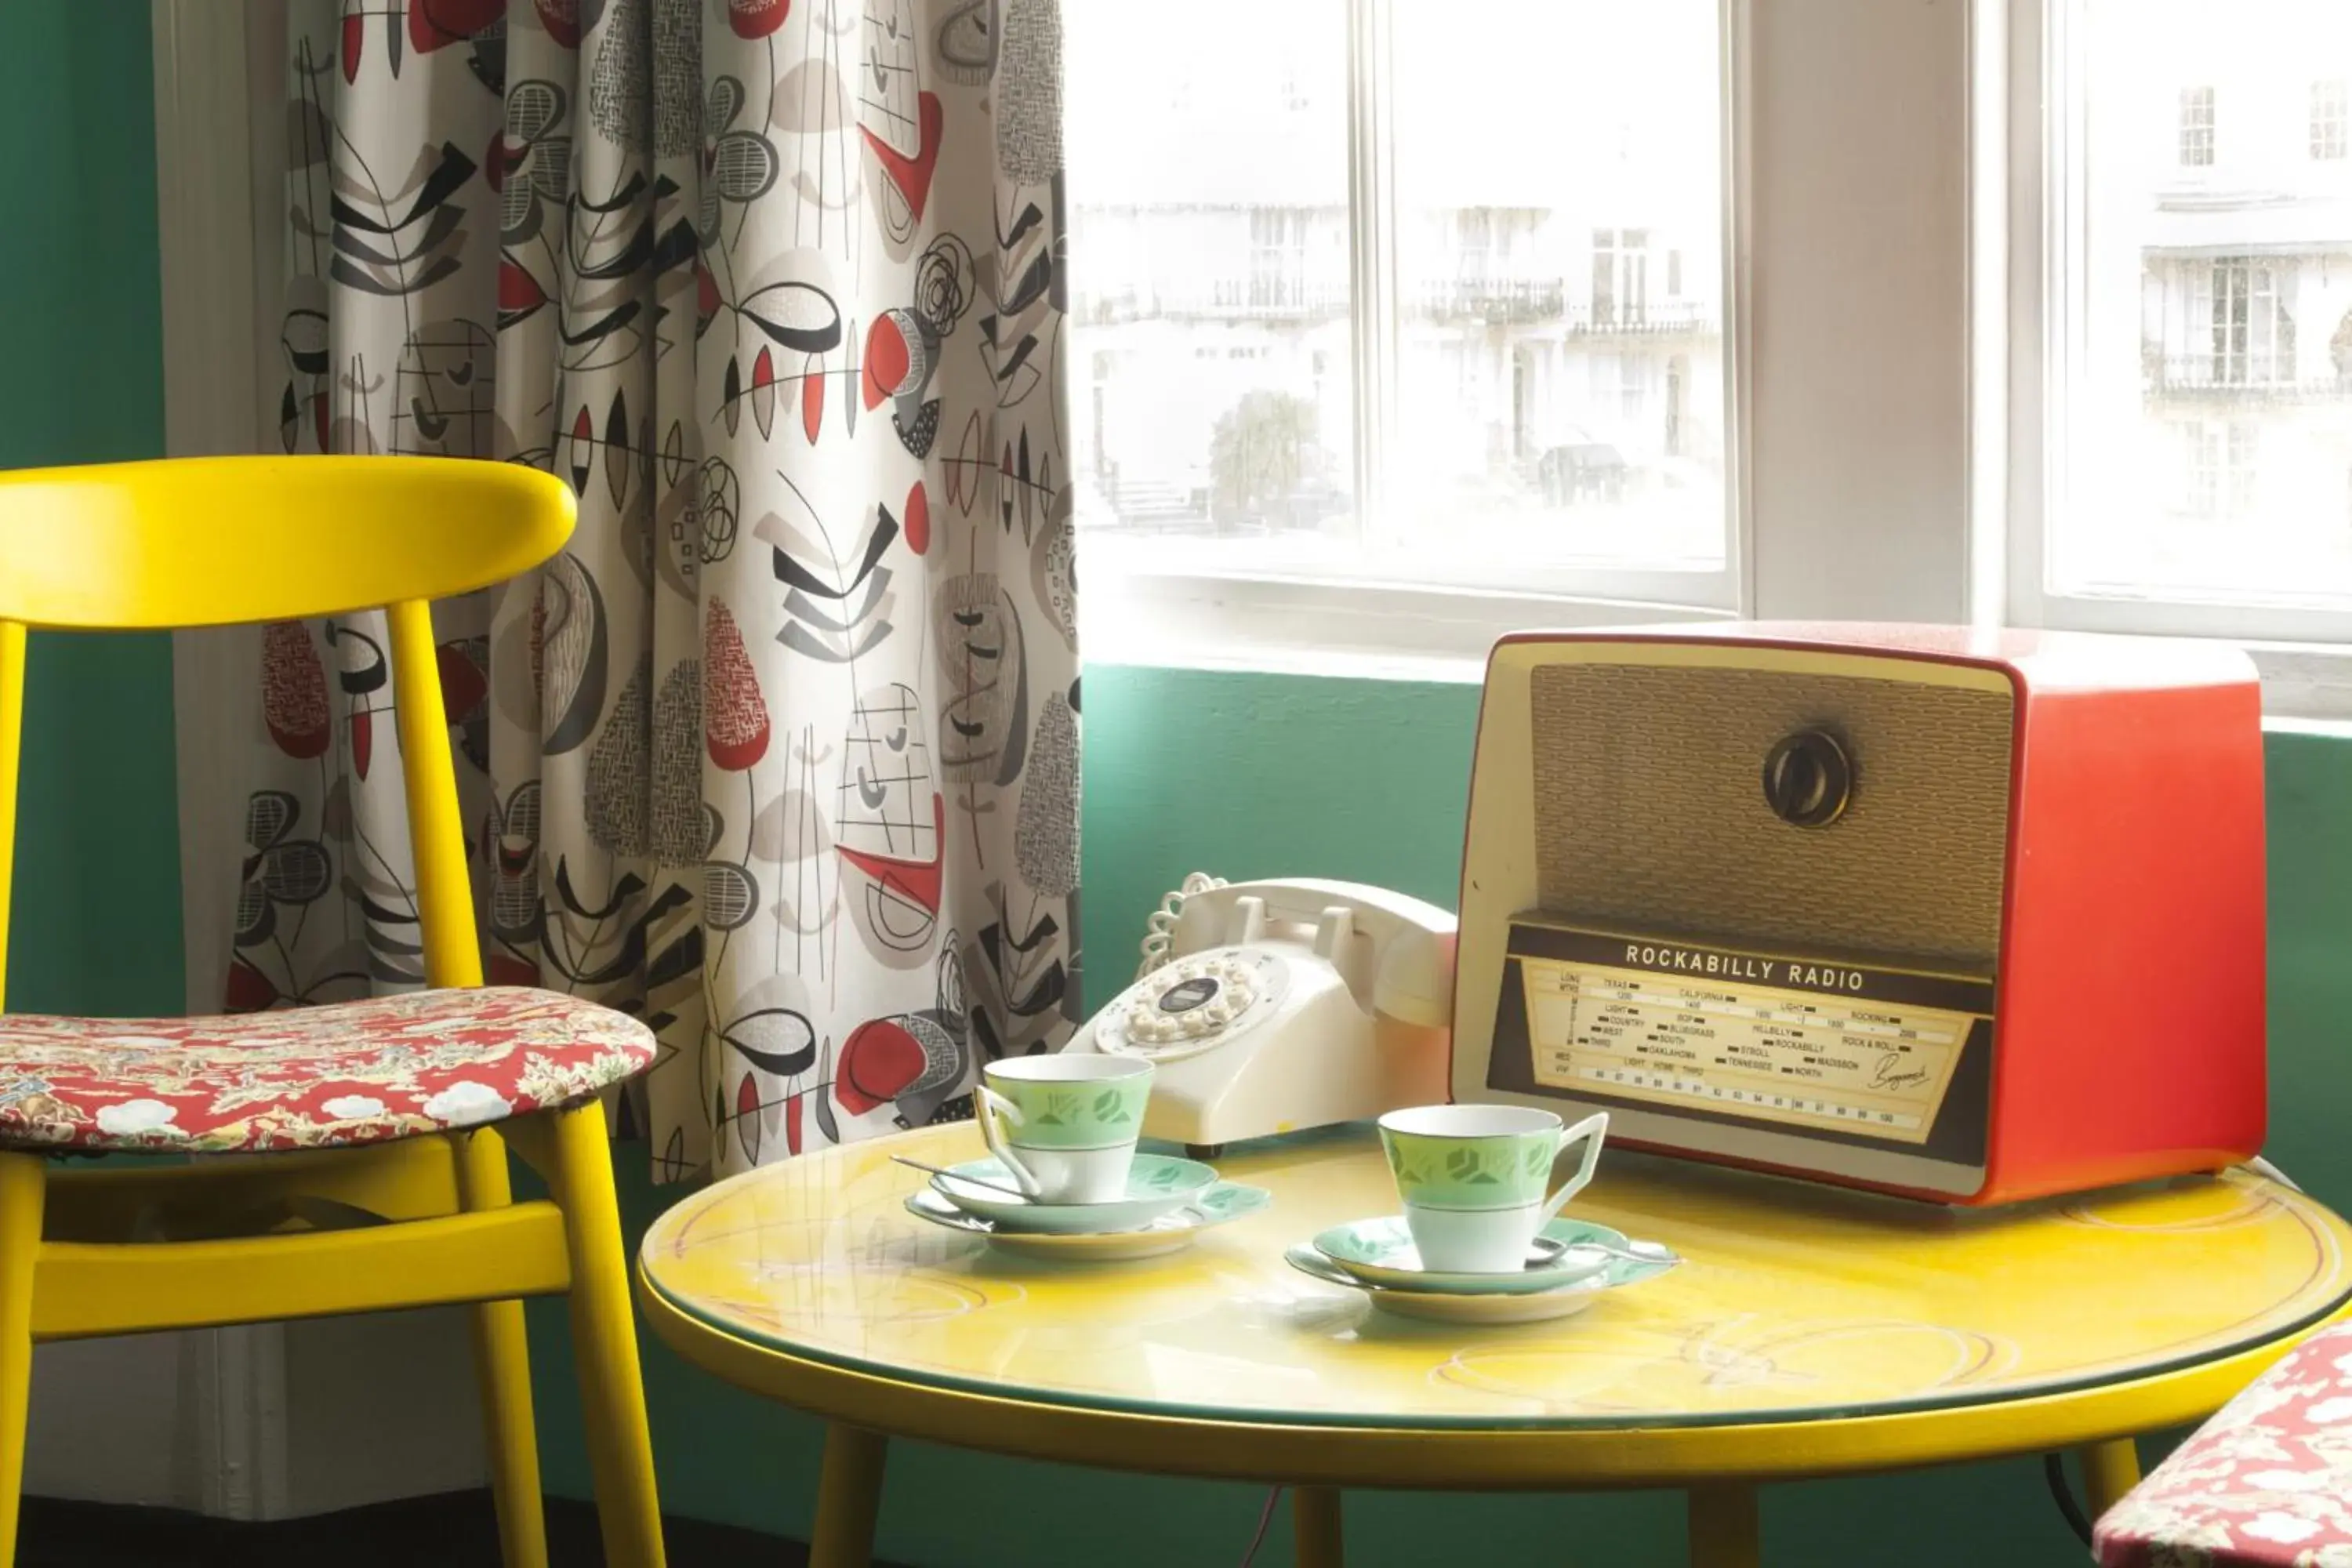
left=0, top=3, right=180, bottom=1017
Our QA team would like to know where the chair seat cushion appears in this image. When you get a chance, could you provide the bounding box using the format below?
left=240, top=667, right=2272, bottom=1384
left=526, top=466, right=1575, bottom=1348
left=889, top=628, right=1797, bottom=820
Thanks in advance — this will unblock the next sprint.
left=2096, top=1320, right=2352, bottom=1566
left=0, top=987, right=656, bottom=1154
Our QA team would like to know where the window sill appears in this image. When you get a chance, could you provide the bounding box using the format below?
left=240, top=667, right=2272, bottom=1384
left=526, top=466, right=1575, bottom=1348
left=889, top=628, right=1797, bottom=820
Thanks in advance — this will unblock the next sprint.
left=1080, top=568, right=2352, bottom=723
left=2245, top=644, right=2352, bottom=725
left=1079, top=568, right=1733, bottom=684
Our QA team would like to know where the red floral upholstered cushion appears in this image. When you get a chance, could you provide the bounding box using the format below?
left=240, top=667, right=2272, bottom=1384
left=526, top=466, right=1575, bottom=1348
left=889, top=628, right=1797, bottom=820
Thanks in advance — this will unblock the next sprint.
left=0, top=987, right=655, bottom=1154
left=2096, top=1320, right=2352, bottom=1566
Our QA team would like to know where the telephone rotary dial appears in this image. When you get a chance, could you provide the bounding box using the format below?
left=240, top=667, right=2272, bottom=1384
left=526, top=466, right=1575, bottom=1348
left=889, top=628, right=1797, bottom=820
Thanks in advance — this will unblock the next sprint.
left=1099, top=949, right=1286, bottom=1058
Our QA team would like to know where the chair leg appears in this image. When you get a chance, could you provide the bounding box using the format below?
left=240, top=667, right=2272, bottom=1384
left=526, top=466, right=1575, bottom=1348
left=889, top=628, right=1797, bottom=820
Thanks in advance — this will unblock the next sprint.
left=455, top=1131, right=548, bottom=1568
left=545, top=1102, right=664, bottom=1568
left=0, top=1152, right=45, bottom=1568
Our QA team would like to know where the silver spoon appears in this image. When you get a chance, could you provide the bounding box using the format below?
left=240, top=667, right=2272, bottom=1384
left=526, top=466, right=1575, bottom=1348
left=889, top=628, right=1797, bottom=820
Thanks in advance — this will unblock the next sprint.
left=1528, top=1235, right=1679, bottom=1270
left=891, top=1154, right=1033, bottom=1202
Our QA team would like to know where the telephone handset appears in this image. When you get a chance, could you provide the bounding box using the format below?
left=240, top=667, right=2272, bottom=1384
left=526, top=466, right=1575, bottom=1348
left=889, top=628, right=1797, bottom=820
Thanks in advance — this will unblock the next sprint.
left=1063, top=877, right=1458, bottom=1152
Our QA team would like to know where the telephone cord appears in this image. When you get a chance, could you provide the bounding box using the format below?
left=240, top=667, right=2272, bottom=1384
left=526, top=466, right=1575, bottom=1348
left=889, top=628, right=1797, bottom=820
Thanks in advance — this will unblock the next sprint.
left=1137, top=872, right=1229, bottom=980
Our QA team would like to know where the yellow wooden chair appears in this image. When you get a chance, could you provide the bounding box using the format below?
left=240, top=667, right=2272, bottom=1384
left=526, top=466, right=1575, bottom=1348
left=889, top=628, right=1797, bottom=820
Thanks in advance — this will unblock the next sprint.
left=0, top=456, right=664, bottom=1567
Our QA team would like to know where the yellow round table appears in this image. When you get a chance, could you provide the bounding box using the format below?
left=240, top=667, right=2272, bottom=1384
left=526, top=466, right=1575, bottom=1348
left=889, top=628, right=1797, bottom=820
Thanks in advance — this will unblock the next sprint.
left=636, top=1123, right=2352, bottom=1567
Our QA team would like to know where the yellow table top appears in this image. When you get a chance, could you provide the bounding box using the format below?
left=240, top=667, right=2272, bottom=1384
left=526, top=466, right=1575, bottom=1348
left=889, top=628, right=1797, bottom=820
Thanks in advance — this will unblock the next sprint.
left=639, top=1122, right=2352, bottom=1433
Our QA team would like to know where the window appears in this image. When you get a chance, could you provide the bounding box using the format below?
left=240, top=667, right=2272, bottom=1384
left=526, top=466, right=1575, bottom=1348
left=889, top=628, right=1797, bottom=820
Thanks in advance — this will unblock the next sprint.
left=1600, top=353, right=1651, bottom=421
left=1666, top=354, right=1690, bottom=457
left=2189, top=256, right=2292, bottom=388
left=2314, top=78, right=2347, bottom=159
left=1456, top=209, right=1496, bottom=274
left=1246, top=209, right=1320, bottom=312
left=2024, top=0, right=2352, bottom=638
left=1063, top=0, right=1732, bottom=614
left=1028, top=0, right=2352, bottom=692
left=1590, top=229, right=1653, bottom=328
left=2178, top=85, right=2215, bottom=165
left=2178, top=420, right=2259, bottom=519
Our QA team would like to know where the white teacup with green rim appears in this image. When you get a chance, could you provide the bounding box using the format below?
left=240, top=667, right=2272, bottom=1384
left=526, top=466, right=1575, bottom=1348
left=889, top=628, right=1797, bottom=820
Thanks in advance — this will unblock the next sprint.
left=1376, top=1105, right=1610, bottom=1274
left=973, top=1055, right=1156, bottom=1204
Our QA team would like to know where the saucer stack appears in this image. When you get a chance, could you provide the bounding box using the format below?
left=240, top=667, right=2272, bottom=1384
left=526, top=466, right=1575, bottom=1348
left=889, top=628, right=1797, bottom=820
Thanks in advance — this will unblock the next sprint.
left=906, top=1152, right=1272, bottom=1261
left=1284, top=1215, right=1679, bottom=1323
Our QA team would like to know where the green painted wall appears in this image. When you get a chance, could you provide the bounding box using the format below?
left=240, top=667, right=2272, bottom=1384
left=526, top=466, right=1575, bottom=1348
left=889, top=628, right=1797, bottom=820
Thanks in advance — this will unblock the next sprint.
left=0, top=2, right=181, bottom=1017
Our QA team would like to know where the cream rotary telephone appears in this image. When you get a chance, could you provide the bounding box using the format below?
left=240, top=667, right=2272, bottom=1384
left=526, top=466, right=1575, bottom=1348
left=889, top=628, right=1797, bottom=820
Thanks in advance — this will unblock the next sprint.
left=1062, top=877, right=1458, bottom=1154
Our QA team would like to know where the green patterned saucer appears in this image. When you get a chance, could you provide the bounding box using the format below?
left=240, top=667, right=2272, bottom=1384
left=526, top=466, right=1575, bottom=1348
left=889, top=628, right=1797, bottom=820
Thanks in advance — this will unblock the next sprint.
left=1312, top=1215, right=1652, bottom=1296
left=1284, top=1243, right=1658, bottom=1324
left=931, top=1152, right=1219, bottom=1234
left=906, top=1180, right=1269, bottom=1261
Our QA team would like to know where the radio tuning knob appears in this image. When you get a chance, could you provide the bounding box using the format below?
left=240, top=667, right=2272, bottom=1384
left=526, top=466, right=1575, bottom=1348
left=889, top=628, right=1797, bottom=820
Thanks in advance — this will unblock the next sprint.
left=1762, top=729, right=1853, bottom=828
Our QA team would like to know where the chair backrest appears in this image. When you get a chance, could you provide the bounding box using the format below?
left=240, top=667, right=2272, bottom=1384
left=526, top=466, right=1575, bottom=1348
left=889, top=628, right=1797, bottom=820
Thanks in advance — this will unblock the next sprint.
left=0, top=456, right=576, bottom=1010
left=0, top=456, right=572, bottom=628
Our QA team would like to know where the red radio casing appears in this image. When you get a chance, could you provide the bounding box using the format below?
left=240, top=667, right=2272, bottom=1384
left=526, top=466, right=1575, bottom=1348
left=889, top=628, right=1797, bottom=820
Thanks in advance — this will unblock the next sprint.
left=1453, top=622, right=2267, bottom=1206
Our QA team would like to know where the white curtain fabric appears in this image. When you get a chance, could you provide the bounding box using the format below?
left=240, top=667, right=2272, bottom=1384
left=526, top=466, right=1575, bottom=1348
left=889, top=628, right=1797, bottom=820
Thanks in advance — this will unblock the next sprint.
left=229, top=0, right=1080, bottom=1180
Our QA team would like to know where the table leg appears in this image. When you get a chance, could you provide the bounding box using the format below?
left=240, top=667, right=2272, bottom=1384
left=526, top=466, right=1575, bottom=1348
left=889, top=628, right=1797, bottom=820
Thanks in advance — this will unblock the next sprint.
left=1686, top=1483, right=1760, bottom=1568
left=1293, top=1486, right=1345, bottom=1568
left=810, top=1425, right=888, bottom=1568
left=2078, top=1438, right=2142, bottom=1519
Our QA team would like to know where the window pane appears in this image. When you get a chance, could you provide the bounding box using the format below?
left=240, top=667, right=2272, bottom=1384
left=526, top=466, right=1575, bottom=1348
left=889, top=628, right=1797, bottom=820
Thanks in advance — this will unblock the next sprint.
left=2178, top=86, right=2216, bottom=166
left=2053, top=0, right=2352, bottom=604
left=2311, top=78, right=2347, bottom=159
left=1063, top=1, right=1356, bottom=579
left=1391, top=0, right=1727, bottom=573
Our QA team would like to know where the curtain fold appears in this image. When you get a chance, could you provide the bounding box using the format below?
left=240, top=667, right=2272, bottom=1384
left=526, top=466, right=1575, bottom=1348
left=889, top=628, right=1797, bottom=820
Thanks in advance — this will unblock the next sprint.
left=230, top=0, right=1080, bottom=1181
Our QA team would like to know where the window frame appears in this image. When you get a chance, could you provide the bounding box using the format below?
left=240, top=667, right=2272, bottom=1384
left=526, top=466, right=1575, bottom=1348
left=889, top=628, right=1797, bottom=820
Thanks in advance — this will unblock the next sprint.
left=1077, top=0, right=1751, bottom=671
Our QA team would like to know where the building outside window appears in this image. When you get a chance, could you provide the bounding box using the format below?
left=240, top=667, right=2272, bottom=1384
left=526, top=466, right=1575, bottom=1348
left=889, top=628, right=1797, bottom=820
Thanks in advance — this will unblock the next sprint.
left=1063, top=0, right=1728, bottom=597
left=2038, top=0, right=2352, bottom=619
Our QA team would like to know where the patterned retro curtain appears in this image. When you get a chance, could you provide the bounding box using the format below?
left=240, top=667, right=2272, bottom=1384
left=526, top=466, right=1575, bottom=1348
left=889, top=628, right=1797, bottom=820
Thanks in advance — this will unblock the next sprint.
left=229, top=0, right=1081, bottom=1180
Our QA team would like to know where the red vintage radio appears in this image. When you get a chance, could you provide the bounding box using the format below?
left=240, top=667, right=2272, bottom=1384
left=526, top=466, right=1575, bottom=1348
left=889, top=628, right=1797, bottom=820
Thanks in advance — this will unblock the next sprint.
left=1452, top=622, right=2266, bottom=1205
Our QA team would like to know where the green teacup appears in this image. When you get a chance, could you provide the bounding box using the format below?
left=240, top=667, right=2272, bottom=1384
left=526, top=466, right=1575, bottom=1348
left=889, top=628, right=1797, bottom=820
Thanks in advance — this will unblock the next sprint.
left=974, top=1054, right=1156, bottom=1203
left=1377, top=1104, right=1610, bottom=1272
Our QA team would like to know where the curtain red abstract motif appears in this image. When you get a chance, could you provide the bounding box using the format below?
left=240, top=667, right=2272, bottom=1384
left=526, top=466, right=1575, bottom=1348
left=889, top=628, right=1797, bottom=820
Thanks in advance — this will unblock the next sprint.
left=228, top=0, right=1080, bottom=1181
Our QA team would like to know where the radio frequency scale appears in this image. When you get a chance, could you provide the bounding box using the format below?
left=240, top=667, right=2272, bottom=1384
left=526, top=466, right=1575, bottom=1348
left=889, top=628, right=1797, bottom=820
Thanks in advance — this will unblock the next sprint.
left=1492, top=922, right=1994, bottom=1175
left=1503, top=926, right=1986, bottom=1146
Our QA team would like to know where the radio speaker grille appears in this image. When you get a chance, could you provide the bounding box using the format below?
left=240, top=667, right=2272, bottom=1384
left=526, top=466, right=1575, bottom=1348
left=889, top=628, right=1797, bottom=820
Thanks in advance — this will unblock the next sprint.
left=1530, top=662, right=2014, bottom=967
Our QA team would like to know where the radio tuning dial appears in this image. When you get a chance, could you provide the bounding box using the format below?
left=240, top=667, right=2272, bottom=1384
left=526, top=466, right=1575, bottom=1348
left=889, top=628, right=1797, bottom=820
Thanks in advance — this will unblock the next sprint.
left=1762, top=728, right=1853, bottom=828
